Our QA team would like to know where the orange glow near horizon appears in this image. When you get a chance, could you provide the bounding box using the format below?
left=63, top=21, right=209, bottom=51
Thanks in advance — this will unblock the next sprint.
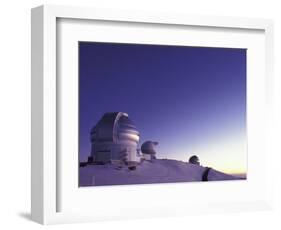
left=157, top=129, right=247, bottom=176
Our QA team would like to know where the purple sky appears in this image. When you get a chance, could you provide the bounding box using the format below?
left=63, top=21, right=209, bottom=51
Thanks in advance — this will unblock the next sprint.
left=79, top=42, right=247, bottom=174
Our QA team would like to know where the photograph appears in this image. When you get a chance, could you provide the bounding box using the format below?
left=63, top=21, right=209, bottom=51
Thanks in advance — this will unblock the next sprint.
left=78, top=41, right=247, bottom=187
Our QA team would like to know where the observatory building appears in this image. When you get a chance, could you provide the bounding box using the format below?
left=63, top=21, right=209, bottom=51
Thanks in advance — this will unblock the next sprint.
left=189, top=155, right=200, bottom=165
left=89, top=112, right=141, bottom=165
left=141, top=141, right=158, bottom=160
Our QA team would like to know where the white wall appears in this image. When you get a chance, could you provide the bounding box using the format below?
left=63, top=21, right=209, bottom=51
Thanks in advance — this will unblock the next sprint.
left=0, top=0, right=280, bottom=229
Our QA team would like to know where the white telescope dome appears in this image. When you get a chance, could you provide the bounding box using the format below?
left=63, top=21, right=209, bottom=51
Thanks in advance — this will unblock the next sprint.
left=141, top=141, right=159, bottom=155
left=89, top=112, right=140, bottom=164
left=91, top=112, right=140, bottom=144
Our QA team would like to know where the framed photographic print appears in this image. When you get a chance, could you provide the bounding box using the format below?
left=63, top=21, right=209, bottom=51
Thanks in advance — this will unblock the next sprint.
left=31, top=5, right=274, bottom=225
left=78, top=42, right=248, bottom=187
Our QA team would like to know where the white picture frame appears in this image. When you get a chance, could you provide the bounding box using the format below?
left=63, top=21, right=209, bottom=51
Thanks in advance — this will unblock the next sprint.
left=31, top=5, right=274, bottom=225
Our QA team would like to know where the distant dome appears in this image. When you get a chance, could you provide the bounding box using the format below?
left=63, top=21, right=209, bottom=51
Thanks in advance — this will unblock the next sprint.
left=91, top=112, right=140, bottom=143
left=189, top=155, right=200, bottom=165
left=141, top=141, right=158, bottom=155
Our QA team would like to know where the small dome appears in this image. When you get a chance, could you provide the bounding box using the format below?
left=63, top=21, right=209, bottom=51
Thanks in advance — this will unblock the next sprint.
left=141, top=141, right=158, bottom=155
left=91, top=112, right=140, bottom=143
left=189, top=155, right=200, bottom=165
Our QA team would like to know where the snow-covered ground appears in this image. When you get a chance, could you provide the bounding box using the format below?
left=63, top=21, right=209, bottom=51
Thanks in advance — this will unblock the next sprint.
left=79, top=159, right=243, bottom=186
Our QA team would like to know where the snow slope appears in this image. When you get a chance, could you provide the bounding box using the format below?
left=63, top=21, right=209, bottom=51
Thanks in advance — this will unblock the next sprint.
left=79, top=159, right=242, bottom=186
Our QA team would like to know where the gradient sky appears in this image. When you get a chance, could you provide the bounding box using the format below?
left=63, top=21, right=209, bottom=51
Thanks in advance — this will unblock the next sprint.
left=79, top=42, right=247, bottom=175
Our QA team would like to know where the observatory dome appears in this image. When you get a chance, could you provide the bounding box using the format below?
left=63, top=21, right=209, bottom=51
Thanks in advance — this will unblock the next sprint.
left=89, top=112, right=140, bottom=164
left=141, top=141, right=159, bottom=155
left=91, top=112, right=140, bottom=144
left=189, top=155, right=200, bottom=165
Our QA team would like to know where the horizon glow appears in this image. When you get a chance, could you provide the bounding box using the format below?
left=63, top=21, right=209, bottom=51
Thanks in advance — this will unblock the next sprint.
left=79, top=42, right=247, bottom=175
